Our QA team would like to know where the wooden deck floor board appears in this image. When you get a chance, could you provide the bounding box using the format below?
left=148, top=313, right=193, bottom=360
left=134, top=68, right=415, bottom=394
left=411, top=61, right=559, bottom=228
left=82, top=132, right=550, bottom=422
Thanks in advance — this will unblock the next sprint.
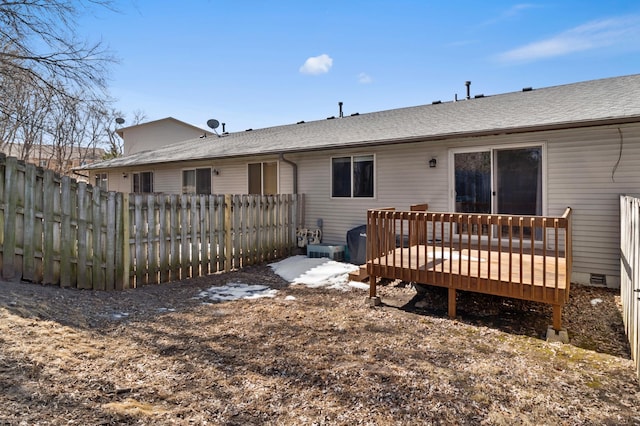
left=368, top=244, right=568, bottom=304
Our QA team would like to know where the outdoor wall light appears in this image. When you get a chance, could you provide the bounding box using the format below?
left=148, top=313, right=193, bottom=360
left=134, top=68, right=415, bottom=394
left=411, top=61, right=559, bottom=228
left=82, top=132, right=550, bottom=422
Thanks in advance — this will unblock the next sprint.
left=429, top=158, right=437, bottom=168
left=122, top=172, right=128, bottom=179
left=213, top=168, right=220, bottom=176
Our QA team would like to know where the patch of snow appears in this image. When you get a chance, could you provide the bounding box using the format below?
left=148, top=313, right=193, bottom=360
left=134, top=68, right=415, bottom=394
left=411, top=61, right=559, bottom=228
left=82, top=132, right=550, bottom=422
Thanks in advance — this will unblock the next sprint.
left=112, top=312, right=130, bottom=320
left=590, top=298, right=603, bottom=306
left=270, top=255, right=362, bottom=291
left=196, top=256, right=369, bottom=305
left=198, top=283, right=278, bottom=302
left=347, top=281, right=370, bottom=291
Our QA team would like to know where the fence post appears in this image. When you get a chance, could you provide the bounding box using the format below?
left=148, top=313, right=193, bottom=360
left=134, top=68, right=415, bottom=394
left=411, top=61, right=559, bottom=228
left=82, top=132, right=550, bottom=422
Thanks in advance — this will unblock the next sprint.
left=116, top=192, right=130, bottom=290
left=92, top=186, right=104, bottom=290
left=2, top=156, right=17, bottom=280
left=224, top=194, right=232, bottom=272
left=22, top=164, right=37, bottom=282
left=60, top=177, right=72, bottom=287
left=42, top=169, right=55, bottom=285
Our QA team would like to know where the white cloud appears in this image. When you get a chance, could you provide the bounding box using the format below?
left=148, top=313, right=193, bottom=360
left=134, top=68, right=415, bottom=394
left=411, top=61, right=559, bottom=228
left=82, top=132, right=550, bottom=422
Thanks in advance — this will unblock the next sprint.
left=497, top=15, right=640, bottom=63
left=482, top=3, right=539, bottom=26
left=357, top=72, right=373, bottom=84
left=503, top=3, right=537, bottom=18
left=299, top=54, right=333, bottom=75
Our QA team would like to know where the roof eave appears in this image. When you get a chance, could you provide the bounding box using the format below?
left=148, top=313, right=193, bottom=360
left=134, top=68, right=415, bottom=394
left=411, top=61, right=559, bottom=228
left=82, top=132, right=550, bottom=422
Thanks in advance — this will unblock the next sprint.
left=81, top=115, right=640, bottom=172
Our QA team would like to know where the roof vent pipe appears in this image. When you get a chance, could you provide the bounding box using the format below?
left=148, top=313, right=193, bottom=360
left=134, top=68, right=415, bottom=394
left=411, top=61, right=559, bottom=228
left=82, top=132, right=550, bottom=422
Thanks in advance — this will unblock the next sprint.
left=222, top=123, right=226, bottom=133
left=338, top=101, right=344, bottom=118
left=465, top=81, right=471, bottom=100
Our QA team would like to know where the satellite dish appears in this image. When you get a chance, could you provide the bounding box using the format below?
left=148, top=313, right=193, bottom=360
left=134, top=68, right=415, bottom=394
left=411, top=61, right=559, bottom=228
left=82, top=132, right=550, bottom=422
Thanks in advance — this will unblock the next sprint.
left=115, top=117, right=125, bottom=125
left=207, top=119, right=220, bottom=130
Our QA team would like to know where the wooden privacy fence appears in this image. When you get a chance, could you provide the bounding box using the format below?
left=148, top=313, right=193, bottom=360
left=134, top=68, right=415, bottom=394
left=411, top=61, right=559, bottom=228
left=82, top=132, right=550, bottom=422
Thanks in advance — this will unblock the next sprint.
left=130, top=193, right=301, bottom=286
left=0, top=154, right=302, bottom=290
left=620, top=195, right=640, bottom=379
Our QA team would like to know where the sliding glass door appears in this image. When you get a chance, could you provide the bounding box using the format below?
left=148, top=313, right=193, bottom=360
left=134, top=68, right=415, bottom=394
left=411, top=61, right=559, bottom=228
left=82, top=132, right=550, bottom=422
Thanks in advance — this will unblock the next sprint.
left=454, top=151, right=491, bottom=214
left=453, top=145, right=543, bottom=237
left=495, top=147, right=542, bottom=216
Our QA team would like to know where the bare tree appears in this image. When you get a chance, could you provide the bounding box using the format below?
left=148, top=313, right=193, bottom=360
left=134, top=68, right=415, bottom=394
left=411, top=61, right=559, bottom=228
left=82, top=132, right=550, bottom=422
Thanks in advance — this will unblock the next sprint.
left=0, top=0, right=116, bottom=100
left=0, top=1, right=120, bottom=177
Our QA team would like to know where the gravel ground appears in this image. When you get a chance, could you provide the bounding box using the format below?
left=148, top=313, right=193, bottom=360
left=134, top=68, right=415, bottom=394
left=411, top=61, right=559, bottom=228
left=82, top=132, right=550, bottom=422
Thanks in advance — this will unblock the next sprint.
left=0, top=262, right=638, bottom=425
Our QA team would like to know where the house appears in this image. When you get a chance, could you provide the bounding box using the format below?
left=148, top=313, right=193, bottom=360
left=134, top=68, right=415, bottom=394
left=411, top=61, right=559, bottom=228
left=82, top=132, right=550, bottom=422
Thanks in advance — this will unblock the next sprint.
left=0, top=143, right=105, bottom=181
left=105, top=116, right=213, bottom=192
left=80, top=74, right=640, bottom=288
left=117, top=116, right=213, bottom=156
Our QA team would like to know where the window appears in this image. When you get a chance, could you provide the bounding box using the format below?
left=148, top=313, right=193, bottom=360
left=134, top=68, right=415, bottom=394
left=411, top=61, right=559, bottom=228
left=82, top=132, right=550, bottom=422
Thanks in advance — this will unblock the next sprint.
left=182, top=168, right=212, bottom=194
left=132, top=171, right=153, bottom=193
left=248, top=162, right=278, bottom=195
left=95, top=173, right=108, bottom=191
left=331, top=155, right=374, bottom=198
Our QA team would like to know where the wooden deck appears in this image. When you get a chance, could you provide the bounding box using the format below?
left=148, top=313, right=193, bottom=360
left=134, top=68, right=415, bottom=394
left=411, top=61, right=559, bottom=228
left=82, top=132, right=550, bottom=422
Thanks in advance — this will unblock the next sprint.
left=366, top=206, right=572, bottom=331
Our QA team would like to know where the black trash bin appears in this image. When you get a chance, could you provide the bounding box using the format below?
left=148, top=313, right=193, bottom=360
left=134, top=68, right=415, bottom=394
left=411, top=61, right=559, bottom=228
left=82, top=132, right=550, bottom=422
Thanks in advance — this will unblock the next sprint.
left=347, top=225, right=367, bottom=265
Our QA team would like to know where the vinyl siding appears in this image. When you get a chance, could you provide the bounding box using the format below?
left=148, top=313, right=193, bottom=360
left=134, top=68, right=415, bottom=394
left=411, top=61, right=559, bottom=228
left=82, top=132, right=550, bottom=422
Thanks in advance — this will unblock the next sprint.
left=546, top=124, right=640, bottom=285
left=98, top=121, right=640, bottom=287
left=123, top=122, right=206, bottom=156
left=104, top=156, right=291, bottom=195
left=295, top=142, right=450, bottom=244
left=297, top=122, right=640, bottom=287
left=153, top=168, right=181, bottom=193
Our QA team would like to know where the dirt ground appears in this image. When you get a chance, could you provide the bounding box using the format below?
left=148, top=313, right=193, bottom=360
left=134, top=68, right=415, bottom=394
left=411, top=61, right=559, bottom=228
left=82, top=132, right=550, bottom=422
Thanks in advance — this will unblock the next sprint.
left=0, top=262, right=638, bottom=425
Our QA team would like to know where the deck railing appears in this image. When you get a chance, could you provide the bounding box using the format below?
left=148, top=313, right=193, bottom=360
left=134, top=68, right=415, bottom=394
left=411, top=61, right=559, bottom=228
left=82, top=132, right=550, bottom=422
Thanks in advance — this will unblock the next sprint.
left=367, top=206, right=572, bottom=329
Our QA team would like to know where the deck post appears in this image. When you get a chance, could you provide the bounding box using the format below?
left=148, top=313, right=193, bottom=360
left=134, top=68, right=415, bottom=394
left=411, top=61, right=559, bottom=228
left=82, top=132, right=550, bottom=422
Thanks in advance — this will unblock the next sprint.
left=546, top=305, right=569, bottom=343
left=552, top=305, right=562, bottom=331
left=448, top=288, right=456, bottom=319
left=366, top=275, right=381, bottom=306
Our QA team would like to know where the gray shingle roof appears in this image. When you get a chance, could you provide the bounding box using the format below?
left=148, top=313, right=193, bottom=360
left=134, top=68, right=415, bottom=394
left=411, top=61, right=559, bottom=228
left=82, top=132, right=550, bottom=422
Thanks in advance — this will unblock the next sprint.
left=84, top=74, right=640, bottom=170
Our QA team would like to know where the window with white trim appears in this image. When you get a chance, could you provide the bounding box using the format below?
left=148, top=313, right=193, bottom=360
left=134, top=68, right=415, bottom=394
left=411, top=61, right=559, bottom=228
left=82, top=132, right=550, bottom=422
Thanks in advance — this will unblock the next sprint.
left=248, top=161, right=278, bottom=195
left=331, top=154, right=374, bottom=198
left=95, top=172, right=108, bottom=191
left=182, top=168, right=212, bottom=194
left=132, top=171, right=153, bottom=193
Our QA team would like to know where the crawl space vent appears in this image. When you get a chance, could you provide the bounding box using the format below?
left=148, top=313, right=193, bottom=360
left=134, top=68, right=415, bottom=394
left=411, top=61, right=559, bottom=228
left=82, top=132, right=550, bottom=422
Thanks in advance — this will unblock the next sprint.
left=589, top=273, right=606, bottom=286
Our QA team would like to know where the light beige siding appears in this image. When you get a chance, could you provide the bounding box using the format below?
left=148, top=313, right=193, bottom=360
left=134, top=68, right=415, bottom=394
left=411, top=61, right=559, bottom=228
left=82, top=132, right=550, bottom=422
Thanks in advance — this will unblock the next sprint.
left=98, top=156, right=291, bottom=196
left=297, top=123, right=640, bottom=287
left=94, top=121, right=640, bottom=287
left=546, top=124, right=640, bottom=286
left=296, top=142, right=450, bottom=244
left=122, top=121, right=207, bottom=156
left=152, top=168, right=179, bottom=193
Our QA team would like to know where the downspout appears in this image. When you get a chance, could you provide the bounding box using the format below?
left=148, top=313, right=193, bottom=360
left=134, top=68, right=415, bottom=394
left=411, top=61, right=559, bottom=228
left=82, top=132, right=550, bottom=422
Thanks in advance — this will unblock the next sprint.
left=279, top=153, right=298, bottom=194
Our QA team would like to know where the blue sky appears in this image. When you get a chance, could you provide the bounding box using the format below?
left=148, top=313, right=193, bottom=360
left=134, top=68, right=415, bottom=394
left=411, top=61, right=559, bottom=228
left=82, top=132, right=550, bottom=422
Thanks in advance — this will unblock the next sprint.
left=80, top=1, right=640, bottom=132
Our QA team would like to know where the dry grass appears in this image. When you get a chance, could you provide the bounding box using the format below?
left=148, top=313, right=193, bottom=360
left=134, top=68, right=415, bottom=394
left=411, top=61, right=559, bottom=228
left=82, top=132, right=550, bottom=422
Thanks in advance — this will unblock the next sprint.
left=0, top=263, right=638, bottom=425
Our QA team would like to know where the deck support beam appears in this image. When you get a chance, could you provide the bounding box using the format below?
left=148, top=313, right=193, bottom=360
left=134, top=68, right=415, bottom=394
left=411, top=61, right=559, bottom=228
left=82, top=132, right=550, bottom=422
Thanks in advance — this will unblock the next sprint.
left=545, top=305, right=569, bottom=343
left=448, top=288, right=456, bottom=319
left=366, top=275, right=381, bottom=306
left=552, top=305, right=563, bottom=331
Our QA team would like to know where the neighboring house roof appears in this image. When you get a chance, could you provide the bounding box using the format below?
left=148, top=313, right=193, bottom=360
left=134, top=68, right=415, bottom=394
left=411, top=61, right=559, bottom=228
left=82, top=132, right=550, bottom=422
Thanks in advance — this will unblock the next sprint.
left=1, top=143, right=105, bottom=161
left=115, top=116, right=213, bottom=139
left=83, top=74, right=640, bottom=170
